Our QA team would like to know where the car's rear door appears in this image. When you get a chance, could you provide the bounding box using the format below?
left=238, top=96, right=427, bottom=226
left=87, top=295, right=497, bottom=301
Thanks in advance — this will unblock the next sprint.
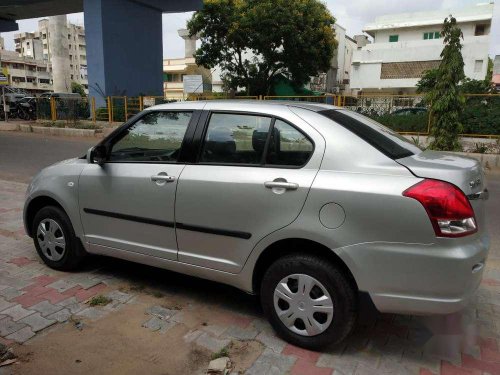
left=79, top=108, right=201, bottom=260
left=174, top=103, right=325, bottom=273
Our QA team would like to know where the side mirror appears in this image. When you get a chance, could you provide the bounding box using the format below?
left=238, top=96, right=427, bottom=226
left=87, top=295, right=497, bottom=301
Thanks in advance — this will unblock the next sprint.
left=90, top=145, right=107, bottom=165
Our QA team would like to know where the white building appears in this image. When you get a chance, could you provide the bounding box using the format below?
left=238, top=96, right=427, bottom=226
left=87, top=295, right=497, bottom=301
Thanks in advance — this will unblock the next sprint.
left=350, top=3, right=494, bottom=94
left=308, top=24, right=357, bottom=94
left=0, top=49, right=52, bottom=94
left=14, top=18, right=88, bottom=90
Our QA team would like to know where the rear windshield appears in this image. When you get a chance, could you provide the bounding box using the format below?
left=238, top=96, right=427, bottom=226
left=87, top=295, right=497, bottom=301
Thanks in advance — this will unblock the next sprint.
left=319, top=109, right=422, bottom=159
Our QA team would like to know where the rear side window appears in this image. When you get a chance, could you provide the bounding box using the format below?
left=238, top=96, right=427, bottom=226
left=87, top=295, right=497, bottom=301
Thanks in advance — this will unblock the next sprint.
left=199, top=113, right=314, bottom=167
left=200, top=113, right=272, bottom=164
left=319, top=109, right=421, bottom=159
left=267, top=120, right=314, bottom=166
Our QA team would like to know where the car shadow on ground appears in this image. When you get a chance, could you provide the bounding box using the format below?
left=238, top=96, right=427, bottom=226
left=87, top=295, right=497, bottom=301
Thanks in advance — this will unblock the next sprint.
left=77, top=253, right=474, bottom=364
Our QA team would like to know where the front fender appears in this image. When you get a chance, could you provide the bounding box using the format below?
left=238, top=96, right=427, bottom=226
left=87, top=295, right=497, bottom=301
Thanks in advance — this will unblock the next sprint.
left=24, top=158, right=87, bottom=238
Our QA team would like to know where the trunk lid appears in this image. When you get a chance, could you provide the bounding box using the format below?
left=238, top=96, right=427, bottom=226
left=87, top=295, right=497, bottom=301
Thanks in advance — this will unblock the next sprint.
left=397, top=150, right=487, bottom=232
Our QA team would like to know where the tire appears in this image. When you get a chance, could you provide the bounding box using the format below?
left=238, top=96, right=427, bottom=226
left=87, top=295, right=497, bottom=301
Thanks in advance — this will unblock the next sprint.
left=260, top=254, right=357, bottom=350
left=32, top=206, right=85, bottom=271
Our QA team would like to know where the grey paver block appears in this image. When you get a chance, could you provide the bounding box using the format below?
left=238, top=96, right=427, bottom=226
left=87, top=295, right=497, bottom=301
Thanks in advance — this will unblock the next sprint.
left=195, top=332, right=230, bottom=353
left=79, top=279, right=103, bottom=289
left=255, top=332, right=286, bottom=354
left=223, top=325, right=259, bottom=341
left=0, top=298, right=15, bottom=312
left=105, top=290, right=133, bottom=304
left=46, top=308, right=72, bottom=323
left=142, top=316, right=176, bottom=333
left=19, top=312, right=56, bottom=332
left=76, top=307, right=108, bottom=320
left=146, top=305, right=174, bottom=320
left=251, top=318, right=273, bottom=334
left=0, top=317, right=27, bottom=336
left=56, top=297, right=84, bottom=313
left=46, top=279, right=77, bottom=293
left=6, top=326, right=35, bottom=343
left=378, top=357, right=415, bottom=375
left=1, top=304, right=34, bottom=321
left=245, top=348, right=296, bottom=375
left=202, top=324, right=227, bottom=337
left=0, top=287, right=24, bottom=301
left=317, top=353, right=356, bottom=375
left=170, top=311, right=184, bottom=323
left=183, top=329, right=203, bottom=343
left=31, top=300, right=63, bottom=317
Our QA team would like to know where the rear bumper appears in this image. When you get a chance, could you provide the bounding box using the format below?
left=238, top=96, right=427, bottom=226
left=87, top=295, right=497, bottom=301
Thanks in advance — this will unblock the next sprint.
left=336, top=232, right=490, bottom=315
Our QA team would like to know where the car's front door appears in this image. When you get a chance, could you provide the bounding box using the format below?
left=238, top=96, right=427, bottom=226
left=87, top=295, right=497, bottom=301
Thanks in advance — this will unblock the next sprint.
left=175, top=108, right=325, bottom=273
left=79, top=110, right=196, bottom=260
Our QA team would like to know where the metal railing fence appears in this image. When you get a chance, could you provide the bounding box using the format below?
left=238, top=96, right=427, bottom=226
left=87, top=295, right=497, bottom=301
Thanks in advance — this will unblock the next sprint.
left=30, top=94, right=499, bottom=138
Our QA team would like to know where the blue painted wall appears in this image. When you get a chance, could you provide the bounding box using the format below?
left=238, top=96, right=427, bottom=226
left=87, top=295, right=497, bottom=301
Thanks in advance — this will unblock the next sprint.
left=84, top=0, right=163, bottom=106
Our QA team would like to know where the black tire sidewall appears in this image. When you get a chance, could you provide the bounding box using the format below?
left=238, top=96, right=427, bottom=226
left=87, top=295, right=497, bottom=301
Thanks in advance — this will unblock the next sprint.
left=32, top=206, right=83, bottom=270
left=260, top=254, right=357, bottom=350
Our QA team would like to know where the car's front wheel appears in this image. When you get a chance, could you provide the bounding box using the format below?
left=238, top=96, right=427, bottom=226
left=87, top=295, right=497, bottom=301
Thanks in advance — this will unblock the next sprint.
left=32, top=206, right=85, bottom=270
left=260, top=254, right=357, bottom=349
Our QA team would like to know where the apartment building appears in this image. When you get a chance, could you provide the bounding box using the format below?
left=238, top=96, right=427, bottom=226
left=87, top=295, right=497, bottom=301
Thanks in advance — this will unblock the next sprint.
left=14, top=18, right=88, bottom=90
left=0, top=49, right=52, bottom=94
left=350, top=3, right=494, bottom=94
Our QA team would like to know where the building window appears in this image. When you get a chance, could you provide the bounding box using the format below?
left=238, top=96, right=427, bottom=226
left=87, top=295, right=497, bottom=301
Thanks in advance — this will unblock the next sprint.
left=424, top=32, right=440, bottom=40
left=475, top=24, right=486, bottom=36
left=474, top=60, right=483, bottom=73
left=389, top=35, right=399, bottom=42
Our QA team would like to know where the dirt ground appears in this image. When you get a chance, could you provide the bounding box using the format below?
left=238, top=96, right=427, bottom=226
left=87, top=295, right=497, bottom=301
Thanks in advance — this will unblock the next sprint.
left=9, top=289, right=263, bottom=375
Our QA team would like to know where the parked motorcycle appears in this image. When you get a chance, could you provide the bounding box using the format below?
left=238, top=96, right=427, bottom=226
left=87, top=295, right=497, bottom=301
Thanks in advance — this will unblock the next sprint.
left=16, top=97, right=37, bottom=121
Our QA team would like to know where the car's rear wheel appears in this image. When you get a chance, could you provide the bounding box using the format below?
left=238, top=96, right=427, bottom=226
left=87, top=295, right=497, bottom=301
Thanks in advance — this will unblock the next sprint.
left=260, top=254, right=357, bottom=349
left=32, top=206, right=85, bottom=270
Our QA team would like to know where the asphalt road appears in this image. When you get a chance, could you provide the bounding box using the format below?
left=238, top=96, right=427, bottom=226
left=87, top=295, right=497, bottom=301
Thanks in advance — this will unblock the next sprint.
left=0, top=131, right=97, bottom=183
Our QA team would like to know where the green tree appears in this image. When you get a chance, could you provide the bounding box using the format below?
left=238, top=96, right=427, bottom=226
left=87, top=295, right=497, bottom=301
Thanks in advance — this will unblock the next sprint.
left=426, top=16, right=465, bottom=151
left=460, top=77, right=491, bottom=94
left=187, top=0, right=336, bottom=96
left=71, top=81, right=86, bottom=97
left=416, top=68, right=438, bottom=95
left=485, top=57, right=493, bottom=85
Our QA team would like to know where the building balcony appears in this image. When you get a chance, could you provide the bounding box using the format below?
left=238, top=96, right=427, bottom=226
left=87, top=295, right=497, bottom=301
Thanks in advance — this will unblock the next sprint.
left=164, top=82, right=184, bottom=89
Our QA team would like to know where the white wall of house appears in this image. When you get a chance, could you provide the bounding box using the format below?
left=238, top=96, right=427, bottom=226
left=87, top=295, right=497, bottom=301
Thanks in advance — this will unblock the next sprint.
left=350, top=3, right=493, bottom=94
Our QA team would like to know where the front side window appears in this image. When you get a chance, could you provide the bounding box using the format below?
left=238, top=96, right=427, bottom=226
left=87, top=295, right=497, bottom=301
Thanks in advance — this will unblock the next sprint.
left=109, top=111, right=191, bottom=162
left=267, top=120, right=314, bottom=166
left=200, top=113, right=272, bottom=164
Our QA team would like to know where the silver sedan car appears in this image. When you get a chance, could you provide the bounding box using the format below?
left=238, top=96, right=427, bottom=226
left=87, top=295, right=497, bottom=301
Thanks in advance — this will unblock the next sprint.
left=23, top=101, right=489, bottom=349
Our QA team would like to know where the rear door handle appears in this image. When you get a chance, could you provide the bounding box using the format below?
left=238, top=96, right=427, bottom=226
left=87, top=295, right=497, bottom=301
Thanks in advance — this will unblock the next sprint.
left=264, top=181, right=299, bottom=190
left=151, top=174, right=175, bottom=183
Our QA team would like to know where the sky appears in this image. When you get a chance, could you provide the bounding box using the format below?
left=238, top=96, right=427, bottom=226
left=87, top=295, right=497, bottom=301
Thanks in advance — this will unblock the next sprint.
left=1, top=0, right=498, bottom=58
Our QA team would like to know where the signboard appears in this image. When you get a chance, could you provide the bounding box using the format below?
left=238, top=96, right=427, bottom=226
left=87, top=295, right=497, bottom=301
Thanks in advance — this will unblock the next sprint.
left=183, top=75, right=203, bottom=94
left=0, top=67, right=8, bottom=86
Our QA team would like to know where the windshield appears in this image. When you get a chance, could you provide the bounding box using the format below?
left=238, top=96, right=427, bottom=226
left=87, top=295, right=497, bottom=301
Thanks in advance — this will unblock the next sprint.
left=319, top=109, right=422, bottom=159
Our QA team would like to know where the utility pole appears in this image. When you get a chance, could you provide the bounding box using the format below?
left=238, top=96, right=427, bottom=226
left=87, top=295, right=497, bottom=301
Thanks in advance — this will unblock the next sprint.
left=0, top=50, right=8, bottom=122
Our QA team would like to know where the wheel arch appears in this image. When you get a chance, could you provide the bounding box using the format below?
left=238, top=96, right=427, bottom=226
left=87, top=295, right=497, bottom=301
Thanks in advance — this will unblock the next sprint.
left=251, top=238, right=358, bottom=295
left=25, top=195, right=66, bottom=237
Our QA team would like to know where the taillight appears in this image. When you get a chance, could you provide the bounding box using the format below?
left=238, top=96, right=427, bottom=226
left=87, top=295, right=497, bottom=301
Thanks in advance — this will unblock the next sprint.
left=403, top=179, right=477, bottom=237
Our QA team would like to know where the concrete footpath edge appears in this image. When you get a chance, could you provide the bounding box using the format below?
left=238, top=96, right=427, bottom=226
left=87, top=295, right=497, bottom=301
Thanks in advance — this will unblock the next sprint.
left=0, top=123, right=107, bottom=138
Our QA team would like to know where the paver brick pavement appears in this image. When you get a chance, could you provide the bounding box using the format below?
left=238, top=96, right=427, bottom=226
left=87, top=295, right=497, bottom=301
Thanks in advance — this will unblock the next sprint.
left=1, top=175, right=500, bottom=374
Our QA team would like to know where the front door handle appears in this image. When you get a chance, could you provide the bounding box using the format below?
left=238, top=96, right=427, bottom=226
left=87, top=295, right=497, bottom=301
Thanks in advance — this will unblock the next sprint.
left=264, top=180, right=299, bottom=191
left=151, top=173, right=176, bottom=184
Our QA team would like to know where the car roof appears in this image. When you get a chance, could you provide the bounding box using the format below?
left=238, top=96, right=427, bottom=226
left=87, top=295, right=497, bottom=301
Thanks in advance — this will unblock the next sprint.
left=147, top=99, right=341, bottom=112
